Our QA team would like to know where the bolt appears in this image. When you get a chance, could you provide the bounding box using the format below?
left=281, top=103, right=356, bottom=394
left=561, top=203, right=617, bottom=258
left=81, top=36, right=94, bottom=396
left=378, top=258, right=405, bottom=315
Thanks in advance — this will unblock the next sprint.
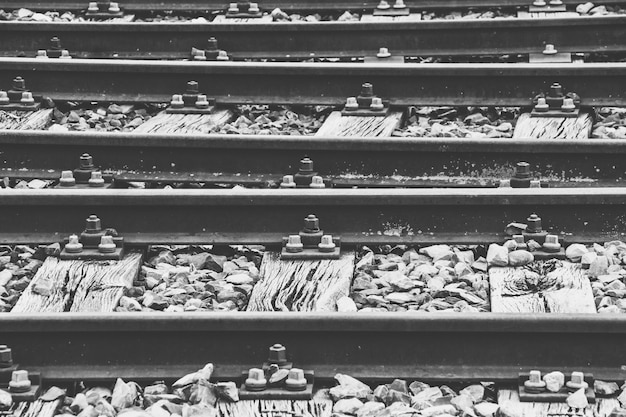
left=88, top=171, right=105, bottom=187
left=59, top=170, right=76, bottom=187
left=513, top=235, right=528, bottom=249
left=9, top=370, right=31, bottom=393
left=549, top=0, right=563, bottom=5
left=548, top=82, right=564, bottom=98
left=376, top=47, right=391, bottom=58
left=195, top=94, right=210, bottom=109
left=285, top=235, right=303, bottom=253
left=98, top=235, right=116, bottom=253
left=108, top=2, right=120, bottom=12
left=566, top=371, right=588, bottom=391
left=532, top=0, right=547, bottom=6
left=207, top=37, right=219, bottom=51
left=535, top=97, right=549, bottom=112
left=299, top=157, right=314, bottom=173
left=12, top=77, right=26, bottom=91
left=393, top=0, right=406, bottom=8
left=543, top=234, right=561, bottom=252
left=0, top=91, right=8, bottom=105
left=360, top=82, right=374, bottom=97
left=186, top=81, right=199, bottom=94
left=561, top=98, right=576, bottom=112
left=530, top=180, right=541, bottom=188
left=376, top=0, right=391, bottom=9
left=193, top=50, right=207, bottom=61
left=248, top=2, right=260, bottom=13
left=267, top=343, right=287, bottom=365
left=318, top=235, right=335, bottom=252
left=526, top=213, right=542, bottom=233
left=370, top=97, right=384, bottom=111
left=280, top=175, right=296, bottom=189
left=345, top=97, right=358, bottom=110
left=36, top=50, right=48, bottom=59
left=50, top=36, right=62, bottom=49
left=543, top=44, right=557, bottom=55
left=285, top=368, right=307, bottom=391
left=303, top=214, right=320, bottom=232
left=85, top=215, right=102, bottom=232
left=310, top=176, right=325, bottom=189
left=20, top=92, right=34, bottom=105
left=228, top=2, right=239, bottom=12
left=59, top=50, right=72, bottom=59
left=514, top=162, right=531, bottom=178
left=79, top=153, right=94, bottom=170
left=216, top=50, right=229, bottom=61
left=524, top=370, right=546, bottom=393
left=65, top=234, right=84, bottom=253
left=498, top=179, right=511, bottom=188
left=245, top=368, right=267, bottom=391
left=170, top=94, right=184, bottom=108
left=0, top=345, right=12, bottom=367
left=87, top=2, right=99, bottom=12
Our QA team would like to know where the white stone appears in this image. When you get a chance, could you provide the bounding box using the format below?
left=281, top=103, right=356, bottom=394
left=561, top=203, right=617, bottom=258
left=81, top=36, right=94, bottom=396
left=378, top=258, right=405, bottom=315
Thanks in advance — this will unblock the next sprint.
left=543, top=371, right=565, bottom=393
left=225, top=273, right=253, bottom=285
left=421, top=404, right=456, bottom=417
left=576, top=1, right=594, bottom=13
left=474, top=402, right=500, bottom=417
left=333, top=398, right=364, bottom=415
left=337, top=296, right=358, bottom=312
left=356, top=402, right=385, bottom=417
left=0, top=269, right=12, bottom=287
left=0, top=389, right=12, bottom=409
left=566, top=244, right=588, bottom=262
left=419, top=245, right=453, bottom=262
left=566, top=388, right=588, bottom=409
left=486, top=244, right=508, bottom=267
left=508, top=250, right=534, bottom=267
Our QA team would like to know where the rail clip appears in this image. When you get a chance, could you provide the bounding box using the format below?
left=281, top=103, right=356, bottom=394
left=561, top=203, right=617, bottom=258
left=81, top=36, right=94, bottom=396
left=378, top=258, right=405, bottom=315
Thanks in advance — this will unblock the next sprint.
left=280, top=157, right=330, bottom=189
left=281, top=214, right=341, bottom=260
left=0, top=77, right=41, bottom=112
left=504, top=213, right=566, bottom=259
left=519, top=371, right=595, bottom=403
left=239, top=344, right=314, bottom=400
left=191, top=37, right=230, bottom=61
left=373, top=0, right=410, bottom=16
left=85, top=1, right=124, bottom=18
left=341, top=82, right=390, bottom=117
left=530, top=83, right=581, bottom=118
left=225, top=1, right=263, bottom=18
left=167, top=81, right=215, bottom=114
left=60, top=215, right=124, bottom=260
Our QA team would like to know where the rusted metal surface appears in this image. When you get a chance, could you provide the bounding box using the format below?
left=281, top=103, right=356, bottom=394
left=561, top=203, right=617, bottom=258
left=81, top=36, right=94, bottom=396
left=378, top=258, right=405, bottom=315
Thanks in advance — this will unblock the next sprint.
left=1, top=59, right=626, bottom=105
left=0, top=189, right=625, bottom=244
left=1, top=17, right=625, bottom=59
left=2, top=312, right=626, bottom=382
left=0, top=132, right=625, bottom=184
left=0, top=0, right=618, bottom=11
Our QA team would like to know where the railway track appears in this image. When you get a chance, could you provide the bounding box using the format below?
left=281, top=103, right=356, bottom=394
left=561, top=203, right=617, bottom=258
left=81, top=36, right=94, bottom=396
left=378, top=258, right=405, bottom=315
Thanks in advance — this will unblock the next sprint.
left=1, top=2, right=626, bottom=414
left=1, top=59, right=626, bottom=105
left=1, top=16, right=626, bottom=60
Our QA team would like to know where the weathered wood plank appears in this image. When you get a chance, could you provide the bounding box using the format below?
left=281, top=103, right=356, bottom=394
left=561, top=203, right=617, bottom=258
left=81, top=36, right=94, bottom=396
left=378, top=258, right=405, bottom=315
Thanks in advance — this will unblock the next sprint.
left=315, top=111, right=403, bottom=137
left=133, top=109, right=234, bottom=134
left=360, top=13, right=422, bottom=22
left=0, top=109, right=53, bottom=130
left=513, top=112, right=593, bottom=140
left=12, top=253, right=142, bottom=313
left=498, top=389, right=620, bottom=417
left=489, top=260, right=596, bottom=313
left=246, top=251, right=354, bottom=312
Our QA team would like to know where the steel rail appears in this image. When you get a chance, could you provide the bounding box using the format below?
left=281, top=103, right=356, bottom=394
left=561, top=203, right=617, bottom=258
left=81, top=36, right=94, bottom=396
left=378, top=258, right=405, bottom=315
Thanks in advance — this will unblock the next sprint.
left=0, top=188, right=625, bottom=244
left=2, top=312, right=626, bottom=382
left=0, top=0, right=623, bottom=11
left=2, top=59, right=626, bottom=105
left=2, top=17, right=626, bottom=59
left=1, top=131, right=626, bottom=186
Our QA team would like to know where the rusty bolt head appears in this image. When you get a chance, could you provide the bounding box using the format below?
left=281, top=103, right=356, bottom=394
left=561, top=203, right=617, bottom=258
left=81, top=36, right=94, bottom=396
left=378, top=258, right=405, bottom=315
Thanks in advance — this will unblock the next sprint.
left=80, top=153, right=94, bottom=169
left=548, top=82, right=563, bottom=98
left=207, top=37, right=218, bottom=51
left=186, top=81, right=199, bottom=94
left=50, top=36, right=62, bottom=49
left=299, top=157, right=314, bottom=173
left=303, top=214, right=320, bottom=232
left=514, top=162, right=530, bottom=178
left=0, top=345, right=12, bottom=366
left=360, top=82, right=374, bottom=97
left=268, top=344, right=287, bottom=364
left=85, top=214, right=102, bottom=232
left=12, top=77, right=25, bottom=90
left=526, top=213, right=542, bottom=233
